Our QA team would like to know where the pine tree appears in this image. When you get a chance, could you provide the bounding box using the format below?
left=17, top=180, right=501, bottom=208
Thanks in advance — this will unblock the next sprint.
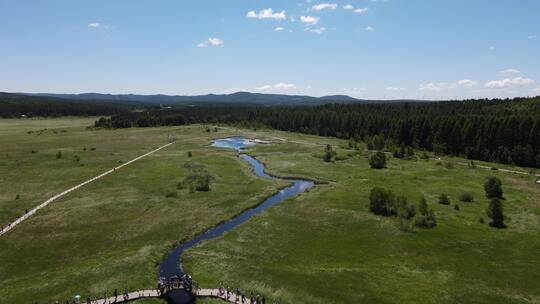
left=486, top=198, right=506, bottom=228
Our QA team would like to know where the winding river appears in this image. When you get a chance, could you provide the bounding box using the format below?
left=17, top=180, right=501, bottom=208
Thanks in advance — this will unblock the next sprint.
left=159, top=137, right=314, bottom=303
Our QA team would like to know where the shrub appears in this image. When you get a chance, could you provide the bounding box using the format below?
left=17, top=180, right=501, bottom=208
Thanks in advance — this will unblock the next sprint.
left=486, top=198, right=506, bottom=228
left=418, top=196, right=428, bottom=216
left=178, top=162, right=213, bottom=192
left=454, top=204, right=460, bottom=211
left=74, top=155, right=80, bottom=162
left=90, top=147, right=96, bottom=151
left=438, top=193, right=450, bottom=205
left=15, top=194, right=20, bottom=200
left=415, top=209, right=437, bottom=228
left=444, top=162, right=454, bottom=169
left=165, top=192, right=178, bottom=198
left=420, top=152, right=430, bottom=160
left=324, top=145, right=336, bottom=162
left=31, top=150, right=37, bottom=154
left=484, top=176, right=503, bottom=199
left=56, top=151, right=62, bottom=159
left=397, top=196, right=416, bottom=220
left=369, top=152, right=387, bottom=169
left=479, top=217, right=485, bottom=224
left=188, top=151, right=193, bottom=158
left=459, top=191, right=474, bottom=203
left=178, top=173, right=212, bottom=192
left=369, top=187, right=396, bottom=216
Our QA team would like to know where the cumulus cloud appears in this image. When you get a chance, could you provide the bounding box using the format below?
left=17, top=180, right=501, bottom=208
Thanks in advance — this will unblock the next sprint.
left=386, top=87, right=405, bottom=91
left=419, top=82, right=456, bottom=92
left=197, top=37, right=224, bottom=48
left=343, top=4, right=354, bottom=10
left=255, top=83, right=297, bottom=92
left=485, top=77, right=535, bottom=89
left=354, top=8, right=369, bottom=13
left=275, top=26, right=285, bottom=31
left=498, top=68, right=520, bottom=76
left=365, top=26, right=374, bottom=31
left=528, top=35, right=537, bottom=40
left=300, top=15, right=320, bottom=25
left=247, top=8, right=286, bottom=20
left=312, top=3, right=338, bottom=11
left=457, top=79, right=477, bottom=87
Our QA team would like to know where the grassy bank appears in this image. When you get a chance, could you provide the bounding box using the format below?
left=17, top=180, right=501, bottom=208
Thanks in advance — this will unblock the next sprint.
left=184, top=131, right=540, bottom=304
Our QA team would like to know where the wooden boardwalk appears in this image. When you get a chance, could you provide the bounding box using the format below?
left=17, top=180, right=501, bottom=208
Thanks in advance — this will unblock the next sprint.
left=0, top=141, right=175, bottom=238
left=87, top=289, right=161, bottom=304
left=86, top=288, right=264, bottom=304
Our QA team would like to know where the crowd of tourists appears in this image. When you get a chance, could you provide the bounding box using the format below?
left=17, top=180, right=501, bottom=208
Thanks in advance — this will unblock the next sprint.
left=217, top=282, right=279, bottom=304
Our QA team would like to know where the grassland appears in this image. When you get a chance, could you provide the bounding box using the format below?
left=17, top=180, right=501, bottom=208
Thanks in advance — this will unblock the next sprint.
left=0, top=118, right=284, bottom=303
left=183, top=129, right=540, bottom=304
left=1, top=118, right=539, bottom=304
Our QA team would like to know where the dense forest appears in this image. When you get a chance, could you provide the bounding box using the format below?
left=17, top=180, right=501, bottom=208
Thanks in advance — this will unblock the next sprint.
left=0, top=93, right=131, bottom=118
left=94, top=96, right=540, bottom=168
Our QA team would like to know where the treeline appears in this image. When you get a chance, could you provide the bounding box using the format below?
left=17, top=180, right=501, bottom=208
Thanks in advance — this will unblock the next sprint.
left=95, top=96, right=540, bottom=168
left=0, top=93, right=131, bottom=118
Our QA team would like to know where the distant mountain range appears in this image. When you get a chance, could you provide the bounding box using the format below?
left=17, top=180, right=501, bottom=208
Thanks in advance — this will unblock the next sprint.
left=22, top=92, right=424, bottom=106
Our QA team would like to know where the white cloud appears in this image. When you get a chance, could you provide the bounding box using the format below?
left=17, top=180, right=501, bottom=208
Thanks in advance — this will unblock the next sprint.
left=489, top=46, right=495, bottom=51
left=305, top=27, right=327, bottom=34
left=197, top=37, right=224, bottom=48
left=528, top=35, right=537, bottom=40
left=275, top=26, right=285, bottom=31
left=312, top=3, right=338, bottom=11
left=88, top=22, right=110, bottom=29
left=354, top=8, right=369, bottom=13
left=365, top=26, right=374, bottom=31
left=343, top=4, right=354, bottom=10
left=485, top=77, right=535, bottom=89
left=533, top=86, right=540, bottom=93
left=457, top=79, right=477, bottom=87
left=386, top=87, right=405, bottom=91
left=498, top=68, right=521, bottom=76
left=300, top=15, right=320, bottom=25
left=255, top=83, right=297, bottom=93
left=419, top=82, right=456, bottom=92
left=247, top=8, right=287, bottom=20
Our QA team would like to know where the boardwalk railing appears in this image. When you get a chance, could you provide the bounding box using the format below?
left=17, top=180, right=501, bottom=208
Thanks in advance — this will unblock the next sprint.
left=80, top=287, right=267, bottom=304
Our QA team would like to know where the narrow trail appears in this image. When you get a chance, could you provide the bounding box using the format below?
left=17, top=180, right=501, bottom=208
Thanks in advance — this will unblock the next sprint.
left=0, top=141, right=175, bottom=238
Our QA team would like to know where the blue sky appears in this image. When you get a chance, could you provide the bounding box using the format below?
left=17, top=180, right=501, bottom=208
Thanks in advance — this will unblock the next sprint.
left=0, top=0, right=539, bottom=100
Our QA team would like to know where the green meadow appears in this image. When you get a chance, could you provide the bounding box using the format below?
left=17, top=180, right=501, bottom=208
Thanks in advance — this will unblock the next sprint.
left=1, top=118, right=539, bottom=303
left=183, top=130, right=540, bottom=304
left=0, top=118, right=282, bottom=303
